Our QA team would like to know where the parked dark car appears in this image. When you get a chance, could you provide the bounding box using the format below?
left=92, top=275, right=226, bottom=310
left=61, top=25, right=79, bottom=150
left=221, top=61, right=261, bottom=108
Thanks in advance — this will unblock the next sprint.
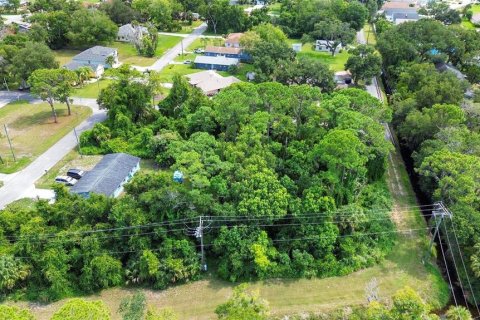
left=67, top=168, right=85, bottom=180
left=55, top=176, right=78, bottom=186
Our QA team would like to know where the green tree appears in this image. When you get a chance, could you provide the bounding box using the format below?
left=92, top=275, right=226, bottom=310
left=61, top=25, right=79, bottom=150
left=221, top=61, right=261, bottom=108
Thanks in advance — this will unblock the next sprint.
left=390, top=287, right=431, bottom=319
left=215, top=284, right=269, bottom=320
left=51, top=299, right=110, bottom=320
left=273, top=57, right=335, bottom=92
left=12, top=42, right=58, bottom=87
left=345, top=44, right=382, bottom=84
left=67, top=9, right=118, bottom=47
left=339, top=1, right=368, bottom=31
left=310, top=20, right=355, bottom=56
left=445, top=306, right=473, bottom=320
left=29, top=11, right=71, bottom=49
left=28, top=68, right=77, bottom=122
left=0, top=255, right=30, bottom=293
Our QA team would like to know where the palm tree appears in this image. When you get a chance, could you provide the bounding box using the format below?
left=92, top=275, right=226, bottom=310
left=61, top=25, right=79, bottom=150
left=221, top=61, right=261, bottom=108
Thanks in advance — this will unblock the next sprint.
left=75, top=66, right=92, bottom=87
left=105, top=55, right=117, bottom=68
left=445, top=306, right=473, bottom=320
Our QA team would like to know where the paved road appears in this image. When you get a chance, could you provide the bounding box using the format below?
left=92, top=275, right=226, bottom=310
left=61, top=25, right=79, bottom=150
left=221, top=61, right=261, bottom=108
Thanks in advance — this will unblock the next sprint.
left=356, top=29, right=383, bottom=102
left=135, top=23, right=208, bottom=72
left=0, top=93, right=105, bottom=208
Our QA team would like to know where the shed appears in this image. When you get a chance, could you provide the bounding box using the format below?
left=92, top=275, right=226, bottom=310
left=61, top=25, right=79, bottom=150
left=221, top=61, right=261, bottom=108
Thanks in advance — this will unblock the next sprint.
left=70, top=153, right=140, bottom=198
left=194, top=55, right=239, bottom=71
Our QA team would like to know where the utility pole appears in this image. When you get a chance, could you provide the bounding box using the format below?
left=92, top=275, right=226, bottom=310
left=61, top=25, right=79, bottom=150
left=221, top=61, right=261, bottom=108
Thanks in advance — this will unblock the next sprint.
left=181, top=39, right=184, bottom=56
left=427, top=201, right=452, bottom=257
left=195, top=216, right=207, bottom=271
left=4, top=124, right=16, bottom=162
left=73, top=127, right=82, bottom=158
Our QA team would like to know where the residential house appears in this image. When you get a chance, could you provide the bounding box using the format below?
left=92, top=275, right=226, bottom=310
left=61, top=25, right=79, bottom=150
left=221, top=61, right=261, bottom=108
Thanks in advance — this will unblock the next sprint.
left=70, top=153, right=140, bottom=198
left=315, top=40, right=342, bottom=54
left=186, top=70, right=241, bottom=95
left=194, top=55, right=239, bottom=71
left=225, top=33, right=243, bottom=48
left=63, top=46, right=118, bottom=77
left=117, top=23, right=149, bottom=43
left=204, top=45, right=251, bottom=61
left=379, top=2, right=420, bottom=24
left=472, top=13, right=480, bottom=25
left=292, top=43, right=302, bottom=52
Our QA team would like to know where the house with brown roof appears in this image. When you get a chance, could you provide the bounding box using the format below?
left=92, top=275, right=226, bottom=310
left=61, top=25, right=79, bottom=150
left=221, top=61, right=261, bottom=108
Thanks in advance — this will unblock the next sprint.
left=204, top=45, right=251, bottom=61
left=186, top=70, right=241, bottom=96
left=225, top=33, right=243, bottom=48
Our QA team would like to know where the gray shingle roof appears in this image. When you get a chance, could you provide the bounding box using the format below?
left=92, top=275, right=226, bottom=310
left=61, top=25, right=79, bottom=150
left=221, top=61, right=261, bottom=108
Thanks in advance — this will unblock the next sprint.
left=64, top=60, right=100, bottom=71
left=70, top=153, right=140, bottom=197
left=194, top=55, right=239, bottom=66
left=72, top=46, right=117, bottom=63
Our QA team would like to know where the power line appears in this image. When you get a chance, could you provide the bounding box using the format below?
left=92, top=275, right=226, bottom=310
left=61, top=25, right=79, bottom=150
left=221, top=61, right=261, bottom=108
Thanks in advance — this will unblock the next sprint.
left=448, top=218, right=480, bottom=316
left=442, top=220, right=468, bottom=306
left=438, top=228, right=458, bottom=307
left=2, top=206, right=432, bottom=242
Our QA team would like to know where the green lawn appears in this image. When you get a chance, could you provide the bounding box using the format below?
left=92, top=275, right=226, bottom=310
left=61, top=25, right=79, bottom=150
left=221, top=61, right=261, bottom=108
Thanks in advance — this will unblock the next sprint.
left=268, top=2, right=281, bottom=14
left=157, top=64, right=199, bottom=82
left=286, top=40, right=350, bottom=72
left=114, top=35, right=183, bottom=67
left=461, top=17, right=477, bottom=30
left=0, top=101, right=92, bottom=173
left=364, top=23, right=377, bottom=46
left=186, top=37, right=225, bottom=51
left=54, top=49, right=81, bottom=66
left=73, top=79, right=113, bottom=99
left=471, top=4, right=480, bottom=13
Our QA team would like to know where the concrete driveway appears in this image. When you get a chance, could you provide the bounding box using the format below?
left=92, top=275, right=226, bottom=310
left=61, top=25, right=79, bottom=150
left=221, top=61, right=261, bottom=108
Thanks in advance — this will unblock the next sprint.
left=0, top=93, right=105, bottom=208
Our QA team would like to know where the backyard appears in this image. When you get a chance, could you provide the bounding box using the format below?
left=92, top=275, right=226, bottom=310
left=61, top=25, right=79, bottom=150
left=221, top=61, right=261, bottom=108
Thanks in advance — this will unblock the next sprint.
left=287, top=40, right=350, bottom=72
left=0, top=101, right=92, bottom=173
left=114, top=35, right=183, bottom=66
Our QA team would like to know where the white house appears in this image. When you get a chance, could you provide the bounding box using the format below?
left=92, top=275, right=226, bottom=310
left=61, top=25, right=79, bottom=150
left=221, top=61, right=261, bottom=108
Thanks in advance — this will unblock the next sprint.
left=117, top=24, right=149, bottom=43
left=63, top=46, right=118, bottom=77
left=315, top=40, right=342, bottom=54
left=225, top=33, right=243, bottom=48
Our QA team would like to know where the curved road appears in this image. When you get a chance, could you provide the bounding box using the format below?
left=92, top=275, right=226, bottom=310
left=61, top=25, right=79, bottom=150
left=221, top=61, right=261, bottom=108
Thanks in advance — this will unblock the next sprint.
left=0, top=94, right=105, bottom=208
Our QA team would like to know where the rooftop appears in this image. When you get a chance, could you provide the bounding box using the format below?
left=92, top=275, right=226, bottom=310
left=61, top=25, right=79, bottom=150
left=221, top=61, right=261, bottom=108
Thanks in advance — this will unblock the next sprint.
left=205, top=46, right=241, bottom=55
left=381, top=1, right=418, bottom=10
left=187, top=70, right=241, bottom=95
left=194, top=55, right=239, bottom=66
left=70, top=153, right=140, bottom=197
left=73, top=46, right=117, bottom=62
left=225, top=33, right=244, bottom=43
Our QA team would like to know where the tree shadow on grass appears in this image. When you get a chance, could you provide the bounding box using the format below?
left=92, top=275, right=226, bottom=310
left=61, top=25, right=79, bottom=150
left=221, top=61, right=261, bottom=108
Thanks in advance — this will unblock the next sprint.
left=10, top=109, right=68, bottom=129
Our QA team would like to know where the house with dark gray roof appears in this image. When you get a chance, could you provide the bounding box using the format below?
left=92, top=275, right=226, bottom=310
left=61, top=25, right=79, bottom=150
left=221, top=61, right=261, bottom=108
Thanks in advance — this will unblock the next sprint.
left=63, top=46, right=118, bottom=77
left=70, top=153, right=140, bottom=198
left=194, top=55, right=239, bottom=71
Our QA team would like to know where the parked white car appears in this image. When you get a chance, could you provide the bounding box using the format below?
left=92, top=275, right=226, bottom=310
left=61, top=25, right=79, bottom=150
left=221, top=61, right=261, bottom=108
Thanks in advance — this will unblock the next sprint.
left=55, top=176, right=78, bottom=186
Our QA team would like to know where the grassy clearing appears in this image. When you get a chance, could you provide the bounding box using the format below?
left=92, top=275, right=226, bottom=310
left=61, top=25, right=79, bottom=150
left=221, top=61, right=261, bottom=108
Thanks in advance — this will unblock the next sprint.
left=471, top=4, right=480, bottom=13
left=35, top=150, right=102, bottom=189
left=54, top=49, right=81, bottom=66
left=187, top=37, right=225, bottom=51
left=17, top=143, right=448, bottom=319
left=115, top=35, right=183, bottom=66
left=287, top=40, right=350, bottom=72
left=0, top=101, right=92, bottom=173
left=178, top=20, right=203, bottom=34
left=73, top=79, right=113, bottom=99
left=461, top=17, right=477, bottom=30
left=364, top=24, right=377, bottom=46
left=268, top=2, right=281, bottom=14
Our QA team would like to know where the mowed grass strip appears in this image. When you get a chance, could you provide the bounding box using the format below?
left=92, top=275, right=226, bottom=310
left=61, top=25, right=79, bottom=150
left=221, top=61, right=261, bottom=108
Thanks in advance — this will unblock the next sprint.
left=0, top=101, right=92, bottom=173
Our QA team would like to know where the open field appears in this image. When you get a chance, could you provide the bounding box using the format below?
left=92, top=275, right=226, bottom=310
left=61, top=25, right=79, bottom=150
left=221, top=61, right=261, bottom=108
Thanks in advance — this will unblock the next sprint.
left=114, top=35, right=183, bottom=66
left=0, top=101, right=92, bottom=173
left=13, top=138, right=448, bottom=319
left=54, top=49, right=81, bottom=66
left=73, top=79, right=113, bottom=99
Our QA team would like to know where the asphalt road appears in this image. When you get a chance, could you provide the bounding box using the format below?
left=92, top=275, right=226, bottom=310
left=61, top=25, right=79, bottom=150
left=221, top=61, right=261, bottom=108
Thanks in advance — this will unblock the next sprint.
left=135, top=23, right=208, bottom=72
left=0, top=93, right=105, bottom=208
